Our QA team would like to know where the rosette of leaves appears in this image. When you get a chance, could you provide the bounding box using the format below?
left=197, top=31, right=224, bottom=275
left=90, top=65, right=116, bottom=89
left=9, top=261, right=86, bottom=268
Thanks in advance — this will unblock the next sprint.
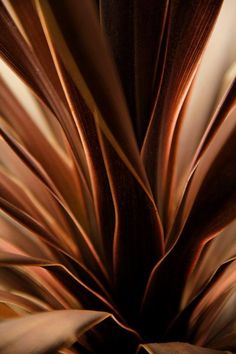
left=0, top=0, right=235, bottom=353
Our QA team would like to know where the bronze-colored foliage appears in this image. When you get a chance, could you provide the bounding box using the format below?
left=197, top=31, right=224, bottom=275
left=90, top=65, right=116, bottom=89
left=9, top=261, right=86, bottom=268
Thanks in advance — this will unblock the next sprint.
left=0, top=0, right=235, bottom=353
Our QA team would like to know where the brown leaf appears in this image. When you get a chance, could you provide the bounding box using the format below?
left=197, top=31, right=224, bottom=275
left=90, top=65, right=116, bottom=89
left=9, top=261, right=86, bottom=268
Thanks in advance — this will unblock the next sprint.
left=138, top=342, right=230, bottom=353
left=0, top=310, right=109, bottom=354
left=142, top=0, right=223, bottom=212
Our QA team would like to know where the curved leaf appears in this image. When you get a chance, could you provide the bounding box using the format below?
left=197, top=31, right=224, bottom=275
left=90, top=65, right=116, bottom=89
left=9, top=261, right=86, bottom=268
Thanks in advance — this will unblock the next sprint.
left=97, top=131, right=163, bottom=325
left=100, top=0, right=169, bottom=144
left=142, top=0, right=223, bottom=210
left=138, top=342, right=230, bottom=353
left=171, top=2, right=236, bottom=226
left=35, top=0, right=150, bottom=193
left=141, top=120, right=236, bottom=340
left=0, top=310, right=109, bottom=354
left=0, top=2, right=91, bottom=199
left=0, top=249, right=118, bottom=316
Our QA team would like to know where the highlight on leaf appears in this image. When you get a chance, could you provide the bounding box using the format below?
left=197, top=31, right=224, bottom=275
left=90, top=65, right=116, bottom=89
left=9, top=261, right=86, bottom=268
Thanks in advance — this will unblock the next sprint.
left=0, top=0, right=235, bottom=353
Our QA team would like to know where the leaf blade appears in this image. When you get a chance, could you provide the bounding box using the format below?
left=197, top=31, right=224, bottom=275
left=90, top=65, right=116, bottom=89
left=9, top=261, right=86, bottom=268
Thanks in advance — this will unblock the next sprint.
left=0, top=310, right=109, bottom=354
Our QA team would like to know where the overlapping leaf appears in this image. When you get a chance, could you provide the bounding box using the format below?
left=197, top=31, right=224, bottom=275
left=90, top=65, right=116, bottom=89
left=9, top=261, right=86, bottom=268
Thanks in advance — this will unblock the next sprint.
left=0, top=1, right=235, bottom=353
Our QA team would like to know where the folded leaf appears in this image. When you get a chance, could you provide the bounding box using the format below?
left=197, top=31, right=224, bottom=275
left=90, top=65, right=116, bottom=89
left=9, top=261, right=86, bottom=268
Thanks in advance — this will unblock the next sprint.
left=138, top=342, right=230, bottom=353
left=172, top=2, right=236, bottom=222
left=141, top=117, right=236, bottom=340
left=0, top=2, right=91, bottom=197
left=100, top=0, right=169, bottom=144
left=97, top=132, right=163, bottom=325
left=142, top=0, right=223, bottom=212
left=36, top=0, right=150, bottom=192
left=0, top=310, right=109, bottom=354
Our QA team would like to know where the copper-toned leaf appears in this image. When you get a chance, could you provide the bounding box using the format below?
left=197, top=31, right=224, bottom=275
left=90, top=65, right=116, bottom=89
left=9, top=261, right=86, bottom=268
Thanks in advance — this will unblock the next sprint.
left=0, top=310, right=109, bottom=354
left=100, top=0, right=169, bottom=144
left=142, top=0, right=223, bottom=212
left=141, top=121, right=236, bottom=340
left=0, top=76, right=88, bottom=225
left=0, top=2, right=91, bottom=200
left=183, top=220, right=236, bottom=306
left=171, top=1, right=236, bottom=226
left=0, top=289, right=49, bottom=313
left=138, top=342, right=229, bottom=353
left=35, top=0, right=153, bottom=195
left=97, top=132, right=163, bottom=325
left=0, top=1, right=235, bottom=353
